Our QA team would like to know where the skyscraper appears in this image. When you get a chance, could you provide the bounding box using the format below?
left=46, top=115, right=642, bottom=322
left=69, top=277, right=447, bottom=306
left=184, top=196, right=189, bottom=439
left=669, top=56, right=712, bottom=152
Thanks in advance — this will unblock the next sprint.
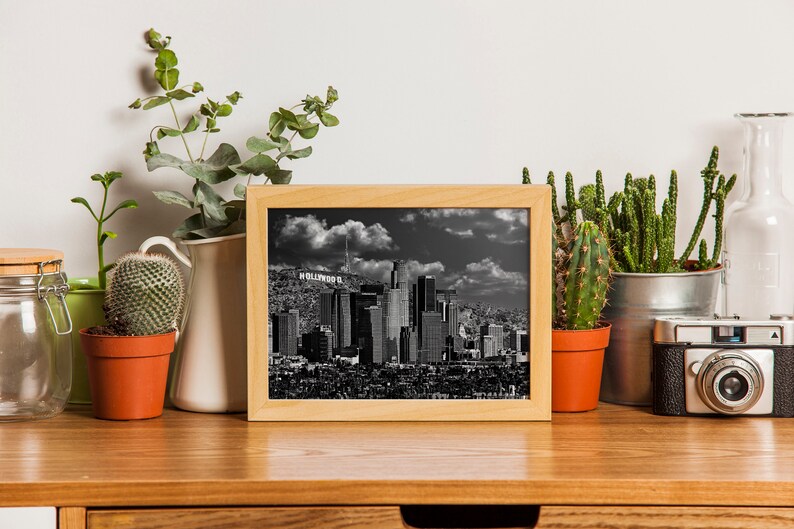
left=272, top=310, right=299, bottom=355
left=382, top=289, right=401, bottom=363
left=391, top=260, right=410, bottom=327
left=510, top=329, right=529, bottom=352
left=420, top=311, right=443, bottom=363
left=400, top=327, right=417, bottom=363
left=360, top=305, right=383, bottom=364
left=480, top=334, right=497, bottom=358
left=350, top=292, right=378, bottom=347
left=334, top=289, right=352, bottom=351
left=416, top=275, right=436, bottom=342
left=446, top=302, right=459, bottom=338
left=319, top=289, right=334, bottom=327
left=435, top=289, right=458, bottom=324
left=480, top=324, right=504, bottom=353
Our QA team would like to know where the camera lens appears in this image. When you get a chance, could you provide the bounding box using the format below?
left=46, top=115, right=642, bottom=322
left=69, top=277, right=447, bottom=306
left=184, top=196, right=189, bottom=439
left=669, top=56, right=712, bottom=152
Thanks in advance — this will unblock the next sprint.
left=717, top=372, right=749, bottom=402
left=696, top=350, right=764, bottom=414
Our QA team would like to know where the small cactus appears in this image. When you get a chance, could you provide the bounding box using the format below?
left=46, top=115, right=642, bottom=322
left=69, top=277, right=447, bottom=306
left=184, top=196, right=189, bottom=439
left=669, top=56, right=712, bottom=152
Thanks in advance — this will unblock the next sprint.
left=104, top=252, right=185, bottom=336
left=559, top=221, right=611, bottom=330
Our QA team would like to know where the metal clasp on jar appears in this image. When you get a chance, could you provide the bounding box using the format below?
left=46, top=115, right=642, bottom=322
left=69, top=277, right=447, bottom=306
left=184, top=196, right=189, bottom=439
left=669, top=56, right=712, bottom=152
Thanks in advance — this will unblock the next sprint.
left=36, top=259, right=73, bottom=336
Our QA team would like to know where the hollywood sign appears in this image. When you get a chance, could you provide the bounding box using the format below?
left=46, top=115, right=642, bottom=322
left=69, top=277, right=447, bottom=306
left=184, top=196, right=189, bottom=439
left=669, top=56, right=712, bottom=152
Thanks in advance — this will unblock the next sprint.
left=298, top=271, right=345, bottom=284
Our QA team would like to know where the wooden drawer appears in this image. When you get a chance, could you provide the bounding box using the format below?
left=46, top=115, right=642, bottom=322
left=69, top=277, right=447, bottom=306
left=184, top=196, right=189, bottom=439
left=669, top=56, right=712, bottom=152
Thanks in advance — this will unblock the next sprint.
left=87, top=507, right=406, bottom=529
left=537, top=506, right=794, bottom=529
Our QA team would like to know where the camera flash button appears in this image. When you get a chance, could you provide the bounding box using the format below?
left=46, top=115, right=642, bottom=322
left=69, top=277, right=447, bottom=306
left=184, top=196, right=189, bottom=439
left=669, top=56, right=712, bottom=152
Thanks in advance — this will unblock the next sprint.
left=690, top=362, right=703, bottom=376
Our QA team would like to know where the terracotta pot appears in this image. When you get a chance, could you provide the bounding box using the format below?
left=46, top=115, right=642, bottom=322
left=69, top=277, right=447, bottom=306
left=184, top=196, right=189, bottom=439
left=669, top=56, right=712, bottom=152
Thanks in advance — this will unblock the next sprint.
left=552, top=323, right=611, bottom=413
left=79, top=330, right=175, bottom=420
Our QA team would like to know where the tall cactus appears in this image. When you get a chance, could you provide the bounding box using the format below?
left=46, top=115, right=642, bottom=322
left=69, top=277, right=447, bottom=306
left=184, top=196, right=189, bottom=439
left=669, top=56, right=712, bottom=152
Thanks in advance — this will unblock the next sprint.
left=104, top=252, right=185, bottom=336
left=560, top=221, right=611, bottom=330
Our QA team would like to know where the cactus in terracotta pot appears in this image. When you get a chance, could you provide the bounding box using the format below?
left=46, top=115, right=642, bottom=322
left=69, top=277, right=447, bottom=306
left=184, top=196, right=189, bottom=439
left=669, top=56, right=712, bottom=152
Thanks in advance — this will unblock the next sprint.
left=104, top=252, right=185, bottom=336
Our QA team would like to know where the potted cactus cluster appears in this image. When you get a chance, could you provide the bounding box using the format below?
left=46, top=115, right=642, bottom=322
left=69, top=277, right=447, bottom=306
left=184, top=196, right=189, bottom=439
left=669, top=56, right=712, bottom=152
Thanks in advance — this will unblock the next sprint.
left=79, top=252, right=185, bottom=420
left=524, top=146, right=735, bottom=407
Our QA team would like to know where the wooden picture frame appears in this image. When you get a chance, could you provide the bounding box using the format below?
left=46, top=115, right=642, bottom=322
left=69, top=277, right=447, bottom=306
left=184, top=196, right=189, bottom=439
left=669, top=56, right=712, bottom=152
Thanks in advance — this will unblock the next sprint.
left=247, top=185, right=551, bottom=421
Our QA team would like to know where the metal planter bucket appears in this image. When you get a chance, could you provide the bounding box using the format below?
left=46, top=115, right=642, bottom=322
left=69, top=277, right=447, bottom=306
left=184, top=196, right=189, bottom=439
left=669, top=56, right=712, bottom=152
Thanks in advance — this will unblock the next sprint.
left=600, top=266, right=721, bottom=405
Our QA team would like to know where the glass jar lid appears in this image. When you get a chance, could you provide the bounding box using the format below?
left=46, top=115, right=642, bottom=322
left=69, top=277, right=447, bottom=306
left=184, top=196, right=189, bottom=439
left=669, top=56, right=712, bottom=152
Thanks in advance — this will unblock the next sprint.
left=0, top=248, right=64, bottom=276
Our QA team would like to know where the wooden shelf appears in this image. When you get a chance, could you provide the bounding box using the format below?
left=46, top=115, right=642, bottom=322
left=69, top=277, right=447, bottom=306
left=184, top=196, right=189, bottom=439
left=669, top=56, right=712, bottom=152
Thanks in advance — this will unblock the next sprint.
left=2, top=403, right=793, bottom=508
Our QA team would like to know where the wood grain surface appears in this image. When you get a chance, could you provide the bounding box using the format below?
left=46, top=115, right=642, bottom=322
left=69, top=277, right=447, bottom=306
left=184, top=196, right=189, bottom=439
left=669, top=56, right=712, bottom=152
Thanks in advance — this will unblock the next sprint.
left=3, top=404, right=794, bottom=508
left=87, top=507, right=406, bottom=529
left=536, top=506, right=794, bottom=528
left=59, top=507, right=86, bottom=529
left=246, top=185, right=552, bottom=421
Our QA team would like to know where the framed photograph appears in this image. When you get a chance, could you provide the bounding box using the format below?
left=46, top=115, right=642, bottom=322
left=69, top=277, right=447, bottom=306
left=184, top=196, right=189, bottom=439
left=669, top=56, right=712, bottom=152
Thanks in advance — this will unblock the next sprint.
left=247, top=185, right=551, bottom=421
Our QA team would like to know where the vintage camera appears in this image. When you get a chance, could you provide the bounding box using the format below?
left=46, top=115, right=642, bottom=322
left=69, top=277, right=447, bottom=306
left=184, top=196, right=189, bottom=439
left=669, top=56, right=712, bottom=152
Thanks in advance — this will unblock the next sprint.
left=653, top=315, right=794, bottom=417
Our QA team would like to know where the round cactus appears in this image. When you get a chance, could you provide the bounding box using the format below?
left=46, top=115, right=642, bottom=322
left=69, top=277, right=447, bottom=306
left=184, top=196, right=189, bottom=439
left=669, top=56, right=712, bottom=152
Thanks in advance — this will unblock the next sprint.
left=104, top=252, right=185, bottom=336
left=560, top=221, right=610, bottom=330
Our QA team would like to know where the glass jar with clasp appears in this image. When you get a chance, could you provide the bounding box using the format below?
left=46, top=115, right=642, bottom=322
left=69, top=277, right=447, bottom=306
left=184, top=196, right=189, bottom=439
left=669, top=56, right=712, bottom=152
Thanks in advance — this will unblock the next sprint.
left=0, top=249, right=73, bottom=421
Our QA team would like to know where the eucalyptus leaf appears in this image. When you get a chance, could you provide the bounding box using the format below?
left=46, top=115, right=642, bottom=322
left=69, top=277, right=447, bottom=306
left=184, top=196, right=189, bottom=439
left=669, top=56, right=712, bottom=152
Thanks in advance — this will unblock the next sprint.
left=143, top=96, right=171, bottom=110
left=90, top=174, right=104, bottom=182
left=298, top=123, right=320, bottom=139
left=128, top=98, right=142, bottom=109
left=205, top=117, right=217, bottom=129
left=200, top=103, right=213, bottom=116
left=286, top=146, right=312, bottom=160
left=143, top=141, right=160, bottom=159
left=192, top=82, right=204, bottom=93
left=146, top=29, right=163, bottom=49
left=326, top=85, right=338, bottom=104
left=234, top=184, right=247, bottom=199
left=268, top=112, right=286, bottom=138
left=178, top=143, right=241, bottom=184
left=155, top=49, right=178, bottom=69
left=157, top=127, right=182, bottom=139
left=278, top=107, right=299, bottom=126
left=227, top=91, right=242, bottom=104
left=166, top=88, right=194, bottom=100
left=267, top=169, right=293, bottom=184
left=216, top=219, right=246, bottom=237
left=216, top=104, right=233, bottom=117
left=183, top=114, right=200, bottom=133
left=146, top=152, right=185, bottom=171
left=319, top=112, right=339, bottom=127
left=153, top=190, right=192, bottom=209
left=195, top=181, right=229, bottom=223
left=106, top=171, right=123, bottom=184
left=223, top=200, right=246, bottom=209
left=246, top=136, right=281, bottom=153
left=172, top=213, right=206, bottom=239
left=154, top=68, right=179, bottom=91
left=237, top=153, right=276, bottom=176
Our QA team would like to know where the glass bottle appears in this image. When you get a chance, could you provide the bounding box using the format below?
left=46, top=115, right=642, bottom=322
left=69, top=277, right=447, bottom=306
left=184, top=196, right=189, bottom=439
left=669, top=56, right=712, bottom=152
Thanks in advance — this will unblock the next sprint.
left=723, top=113, right=794, bottom=319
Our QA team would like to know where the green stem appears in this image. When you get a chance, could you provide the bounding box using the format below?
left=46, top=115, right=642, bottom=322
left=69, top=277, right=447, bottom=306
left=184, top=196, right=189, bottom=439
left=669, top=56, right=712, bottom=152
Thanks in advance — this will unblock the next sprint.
left=96, top=185, right=109, bottom=290
left=169, top=100, right=195, bottom=163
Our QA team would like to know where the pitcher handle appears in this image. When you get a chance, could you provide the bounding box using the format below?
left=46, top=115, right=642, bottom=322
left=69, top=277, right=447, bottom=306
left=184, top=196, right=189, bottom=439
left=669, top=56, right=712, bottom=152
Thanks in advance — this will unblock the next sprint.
left=139, top=236, right=192, bottom=268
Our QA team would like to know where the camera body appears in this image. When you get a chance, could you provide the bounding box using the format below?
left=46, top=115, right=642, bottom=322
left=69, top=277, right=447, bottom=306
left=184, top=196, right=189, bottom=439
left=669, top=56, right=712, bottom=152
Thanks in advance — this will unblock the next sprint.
left=653, top=316, right=794, bottom=417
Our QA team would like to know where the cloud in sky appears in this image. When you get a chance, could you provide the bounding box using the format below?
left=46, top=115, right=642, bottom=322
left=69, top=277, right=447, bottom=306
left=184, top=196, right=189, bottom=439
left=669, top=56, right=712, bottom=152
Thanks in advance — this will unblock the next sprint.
left=449, top=258, right=527, bottom=297
left=350, top=258, right=445, bottom=284
left=402, top=208, right=528, bottom=244
left=273, top=214, right=396, bottom=254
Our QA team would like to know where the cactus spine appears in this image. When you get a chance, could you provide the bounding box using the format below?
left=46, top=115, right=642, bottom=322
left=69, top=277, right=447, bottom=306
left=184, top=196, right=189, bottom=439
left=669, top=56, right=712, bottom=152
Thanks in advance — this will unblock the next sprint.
left=104, top=252, right=185, bottom=336
left=559, top=221, right=611, bottom=330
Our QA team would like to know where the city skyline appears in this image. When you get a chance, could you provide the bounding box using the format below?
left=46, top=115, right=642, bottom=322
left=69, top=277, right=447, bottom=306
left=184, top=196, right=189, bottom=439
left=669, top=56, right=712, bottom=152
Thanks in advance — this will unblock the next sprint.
left=268, top=208, right=529, bottom=309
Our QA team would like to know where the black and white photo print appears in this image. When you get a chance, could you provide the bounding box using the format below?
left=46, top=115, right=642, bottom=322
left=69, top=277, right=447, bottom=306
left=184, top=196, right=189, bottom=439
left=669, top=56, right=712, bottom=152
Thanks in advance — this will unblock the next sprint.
left=267, top=208, right=530, bottom=400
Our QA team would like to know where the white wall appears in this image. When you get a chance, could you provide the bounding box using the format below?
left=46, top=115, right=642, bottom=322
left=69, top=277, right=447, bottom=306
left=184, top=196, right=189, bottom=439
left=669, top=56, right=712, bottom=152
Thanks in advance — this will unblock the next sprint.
left=2, top=0, right=794, bottom=277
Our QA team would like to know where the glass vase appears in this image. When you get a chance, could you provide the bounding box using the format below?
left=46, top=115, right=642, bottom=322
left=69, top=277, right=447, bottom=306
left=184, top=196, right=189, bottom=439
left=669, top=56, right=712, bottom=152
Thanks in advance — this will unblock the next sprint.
left=723, top=113, right=794, bottom=319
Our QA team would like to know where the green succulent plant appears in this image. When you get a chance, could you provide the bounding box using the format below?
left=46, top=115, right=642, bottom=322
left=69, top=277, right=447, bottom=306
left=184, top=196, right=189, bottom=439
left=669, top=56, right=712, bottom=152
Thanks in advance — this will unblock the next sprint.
left=104, top=252, right=185, bottom=336
left=71, top=171, right=138, bottom=290
left=129, top=28, right=339, bottom=240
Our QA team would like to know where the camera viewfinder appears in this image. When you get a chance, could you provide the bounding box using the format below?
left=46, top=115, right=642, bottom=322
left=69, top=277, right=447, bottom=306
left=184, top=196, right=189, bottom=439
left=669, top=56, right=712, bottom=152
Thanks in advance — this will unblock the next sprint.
left=713, top=326, right=745, bottom=344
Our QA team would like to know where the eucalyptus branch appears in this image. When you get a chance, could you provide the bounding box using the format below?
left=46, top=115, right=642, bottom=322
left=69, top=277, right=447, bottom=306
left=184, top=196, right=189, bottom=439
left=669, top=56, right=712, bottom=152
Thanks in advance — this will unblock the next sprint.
left=169, top=101, right=195, bottom=163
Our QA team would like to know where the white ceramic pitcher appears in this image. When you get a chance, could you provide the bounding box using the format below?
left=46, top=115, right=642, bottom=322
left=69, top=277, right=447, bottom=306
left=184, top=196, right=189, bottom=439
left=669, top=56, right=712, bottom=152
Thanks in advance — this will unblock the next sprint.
left=139, top=233, right=247, bottom=413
